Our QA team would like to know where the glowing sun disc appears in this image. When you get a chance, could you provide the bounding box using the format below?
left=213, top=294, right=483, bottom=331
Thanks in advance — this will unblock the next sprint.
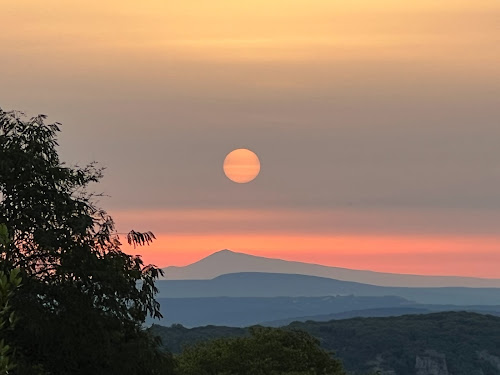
left=223, top=148, right=261, bottom=183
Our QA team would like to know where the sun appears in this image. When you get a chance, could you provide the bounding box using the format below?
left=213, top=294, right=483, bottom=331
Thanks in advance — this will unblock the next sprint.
left=223, top=148, right=261, bottom=183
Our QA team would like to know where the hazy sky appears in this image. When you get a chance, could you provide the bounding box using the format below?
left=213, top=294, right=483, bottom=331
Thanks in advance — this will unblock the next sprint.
left=1, top=0, right=499, bottom=276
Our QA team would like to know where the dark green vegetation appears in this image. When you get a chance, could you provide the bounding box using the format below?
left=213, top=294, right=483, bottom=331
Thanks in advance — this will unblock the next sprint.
left=175, top=326, right=346, bottom=375
left=294, top=311, right=500, bottom=374
left=152, top=323, right=248, bottom=354
left=152, top=311, right=500, bottom=374
left=0, top=109, right=173, bottom=374
left=0, top=265, right=21, bottom=374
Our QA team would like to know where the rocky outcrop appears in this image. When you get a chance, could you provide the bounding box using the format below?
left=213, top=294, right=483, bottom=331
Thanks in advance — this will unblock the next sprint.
left=478, top=351, right=500, bottom=371
left=366, top=354, right=396, bottom=375
left=415, top=350, right=449, bottom=375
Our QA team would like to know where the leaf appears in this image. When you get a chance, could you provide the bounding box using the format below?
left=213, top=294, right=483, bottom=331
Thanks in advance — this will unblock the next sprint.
left=0, top=224, right=8, bottom=246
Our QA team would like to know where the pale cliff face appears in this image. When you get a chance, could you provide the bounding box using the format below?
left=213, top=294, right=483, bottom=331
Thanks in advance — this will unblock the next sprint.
left=478, top=351, right=500, bottom=371
left=374, top=350, right=500, bottom=375
left=415, top=351, right=449, bottom=375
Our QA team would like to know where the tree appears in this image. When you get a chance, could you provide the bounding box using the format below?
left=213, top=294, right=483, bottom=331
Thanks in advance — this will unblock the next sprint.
left=0, top=108, right=173, bottom=374
left=175, top=326, right=347, bottom=375
left=0, top=269, right=21, bottom=375
left=0, top=224, right=21, bottom=375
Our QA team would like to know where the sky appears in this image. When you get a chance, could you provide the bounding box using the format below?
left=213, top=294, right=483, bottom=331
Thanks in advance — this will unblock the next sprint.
left=1, top=0, right=499, bottom=277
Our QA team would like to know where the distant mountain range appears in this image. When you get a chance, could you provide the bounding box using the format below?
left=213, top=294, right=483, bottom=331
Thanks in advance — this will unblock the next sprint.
left=155, top=272, right=500, bottom=305
left=161, top=249, right=500, bottom=288
left=153, top=250, right=500, bottom=328
left=150, top=295, right=500, bottom=327
left=151, top=295, right=414, bottom=327
left=152, top=272, right=500, bottom=327
left=262, top=306, right=500, bottom=328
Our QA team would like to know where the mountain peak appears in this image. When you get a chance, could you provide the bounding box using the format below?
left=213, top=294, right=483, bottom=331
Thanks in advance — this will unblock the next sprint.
left=204, top=249, right=241, bottom=259
left=203, top=249, right=256, bottom=260
left=185, top=249, right=251, bottom=268
left=212, top=249, right=235, bottom=255
left=160, top=250, right=500, bottom=288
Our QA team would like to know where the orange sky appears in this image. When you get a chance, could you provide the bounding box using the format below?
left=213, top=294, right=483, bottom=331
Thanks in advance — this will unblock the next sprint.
left=2, top=1, right=499, bottom=279
left=121, top=232, right=500, bottom=278
left=2, top=0, right=499, bottom=73
left=115, top=209, right=500, bottom=278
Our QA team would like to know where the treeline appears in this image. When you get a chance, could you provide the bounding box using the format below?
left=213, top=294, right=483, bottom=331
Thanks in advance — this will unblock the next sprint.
left=292, top=311, right=500, bottom=374
left=152, top=311, right=500, bottom=374
left=174, top=326, right=346, bottom=375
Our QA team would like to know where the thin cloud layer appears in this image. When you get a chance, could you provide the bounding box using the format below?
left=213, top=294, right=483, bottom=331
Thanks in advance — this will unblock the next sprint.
left=1, top=0, right=499, bottom=276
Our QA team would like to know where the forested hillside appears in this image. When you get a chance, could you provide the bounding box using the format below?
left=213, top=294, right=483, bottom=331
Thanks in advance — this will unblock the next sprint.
left=151, top=311, right=500, bottom=374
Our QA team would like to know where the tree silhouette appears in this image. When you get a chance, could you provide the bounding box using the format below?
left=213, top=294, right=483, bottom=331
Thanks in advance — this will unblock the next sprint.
left=0, top=108, right=173, bottom=374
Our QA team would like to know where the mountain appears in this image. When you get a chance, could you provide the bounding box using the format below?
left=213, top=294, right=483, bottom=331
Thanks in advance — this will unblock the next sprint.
left=150, top=294, right=500, bottom=328
left=160, top=249, right=500, bottom=288
left=262, top=307, right=500, bottom=327
left=150, top=295, right=416, bottom=327
left=261, top=307, right=434, bottom=327
left=155, top=272, right=500, bottom=305
left=151, top=311, right=500, bottom=374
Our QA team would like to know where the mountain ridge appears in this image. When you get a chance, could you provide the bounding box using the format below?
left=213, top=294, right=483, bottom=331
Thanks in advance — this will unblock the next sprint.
left=160, top=249, right=500, bottom=288
left=155, top=272, right=500, bottom=305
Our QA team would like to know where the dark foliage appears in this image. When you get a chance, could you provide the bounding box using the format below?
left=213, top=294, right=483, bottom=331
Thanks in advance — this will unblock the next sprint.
left=153, top=312, right=500, bottom=374
left=0, top=265, right=21, bottom=373
left=294, top=311, right=500, bottom=374
left=175, top=326, right=346, bottom=375
left=151, top=323, right=248, bottom=353
left=0, top=108, right=173, bottom=374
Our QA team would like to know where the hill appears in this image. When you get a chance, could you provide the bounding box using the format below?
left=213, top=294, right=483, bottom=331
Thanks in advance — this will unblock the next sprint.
left=262, top=306, right=500, bottom=327
left=160, top=249, right=500, bottom=288
left=155, top=272, right=500, bottom=305
left=149, top=294, right=500, bottom=327
left=150, top=295, right=414, bottom=327
left=151, top=311, right=500, bottom=375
